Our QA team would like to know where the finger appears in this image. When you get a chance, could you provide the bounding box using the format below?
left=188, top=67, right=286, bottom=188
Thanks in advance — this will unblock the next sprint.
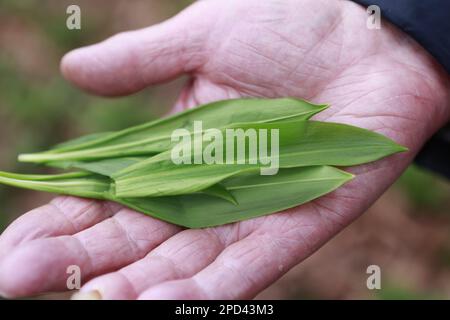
left=0, top=208, right=180, bottom=298
left=61, top=1, right=215, bottom=96
left=137, top=201, right=351, bottom=300
left=0, top=196, right=121, bottom=255
left=75, top=226, right=238, bottom=300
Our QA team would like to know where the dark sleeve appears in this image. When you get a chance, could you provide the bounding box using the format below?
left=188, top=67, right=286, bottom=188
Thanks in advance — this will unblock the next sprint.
left=351, top=0, right=450, bottom=179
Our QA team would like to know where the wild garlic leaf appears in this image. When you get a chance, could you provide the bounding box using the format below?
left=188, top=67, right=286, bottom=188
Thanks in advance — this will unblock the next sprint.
left=47, top=157, right=148, bottom=177
left=201, top=184, right=238, bottom=205
left=46, top=157, right=238, bottom=204
left=0, top=166, right=353, bottom=228
left=113, top=120, right=406, bottom=198
left=1, top=97, right=409, bottom=228
left=114, top=166, right=353, bottom=228
left=18, top=98, right=327, bottom=163
left=53, top=132, right=114, bottom=150
left=0, top=171, right=111, bottom=199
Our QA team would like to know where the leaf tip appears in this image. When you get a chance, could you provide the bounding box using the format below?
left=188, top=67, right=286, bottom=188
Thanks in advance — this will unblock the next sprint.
left=229, top=196, right=239, bottom=206
left=343, top=171, right=355, bottom=183
left=389, top=142, right=409, bottom=155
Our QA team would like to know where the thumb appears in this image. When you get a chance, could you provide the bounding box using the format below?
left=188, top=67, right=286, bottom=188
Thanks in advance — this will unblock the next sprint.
left=61, top=1, right=214, bottom=96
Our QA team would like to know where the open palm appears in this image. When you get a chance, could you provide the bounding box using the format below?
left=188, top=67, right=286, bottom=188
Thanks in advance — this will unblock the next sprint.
left=0, top=0, right=449, bottom=299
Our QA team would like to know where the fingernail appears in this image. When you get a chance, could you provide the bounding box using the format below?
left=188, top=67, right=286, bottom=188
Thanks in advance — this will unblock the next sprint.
left=71, top=289, right=102, bottom=300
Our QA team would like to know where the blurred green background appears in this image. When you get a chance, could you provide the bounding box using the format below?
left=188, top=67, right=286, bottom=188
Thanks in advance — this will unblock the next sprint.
left=0, top=0, right=449, bottom=300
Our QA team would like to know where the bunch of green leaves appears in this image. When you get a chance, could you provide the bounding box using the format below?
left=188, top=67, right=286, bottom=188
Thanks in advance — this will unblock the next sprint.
left=0, top=98, right=407, bottom=228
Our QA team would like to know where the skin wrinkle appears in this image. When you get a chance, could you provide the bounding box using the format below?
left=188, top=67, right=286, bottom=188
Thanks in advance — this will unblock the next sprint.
left=193, top=1, right=228, bottom=69
left=115, top=271, right=140, bottom=298
left=72, top=36, right=135, bottom=95
left=259, top=221, right=316, bottom=258
left=49, top=198, right=109, bottom=234
left=312, top=199, right=348, bottom=229
left=286, top=13, right=344, bottom=94
left=224, top=249, right=264, bottom=287
left=221, top=44, right=283, bottom=83
left=262, top=27, right=308, bottom=53
left=210, top=69, right=272, bottom=98
left=82, top=229, right=226, bottom=299
left=233, top=38, right=293, bottom=73
left=337, top=98, right=431, bottom=121
left=320, top=186, right=361, bottom=211
left=227, top=43, right=300, bottom=97
left=153, top=230, right=223, bottom=273
left=121, top=30, right=175, bottom=92
left=125, top=32, right=155, bottom=94
left=242, top=0, right=288, bottom=25
left=334, top=109, right=427, bottom=145
left=146, top=254, right=188, bottom=280
left=51, top=196, right=96, bottom=218
left=116, top=212, right=180, bottom=257
left=197, top=81, right=243, bottom=101
left=190, top=277, right=212, bottom=300
left=350, top=162, right=404, bottom=197
left=284, top=20, right=343, bottom=92
left=255, top=210, right=316, bottom=251
left=1, top=205, right=67, bottom=247
left=207, top=258, right=257, bottom=299
left=208, top=234, right=292, bottom=299
left=321, top=71, right=387, bottom=92
left=338, top=86, right=389, bottom=111
left=176, top=5, right=216, bottom=75
left=0, top=197, right=120, bottom=252
left=103, top=201, right=124, bottom=218
left=160, top=230, right=222, bottom=257
left=342, top=93, right=431, bottom=122
left=297, top=202, right=342, bottom=238
left=63, top=235, right=96, bottom=278
left=48, top=202, right=81, bottom=235
left=187, top=76, right=244, bottom=107
left=204, top=226, right=236, bottom=248
left=265, top=234, right=303, bottom=264
left=72, top=212, right=178, bottom=277
left=226, top=220, right=245, bottom=244
left=110, top=215, right=142, bottom=262
left=324, top=188, right=362, bottom=201
left=73, top=223, right=128, bottom=272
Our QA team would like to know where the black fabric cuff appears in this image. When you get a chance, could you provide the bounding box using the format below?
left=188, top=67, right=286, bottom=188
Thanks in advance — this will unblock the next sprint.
left=351, top=0, right=450, bottom=74
left=351, top=0, right=450, bottom=179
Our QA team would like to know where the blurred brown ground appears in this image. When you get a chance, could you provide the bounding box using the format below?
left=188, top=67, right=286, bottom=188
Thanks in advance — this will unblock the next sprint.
left=0, top=0, right=449, bottom=300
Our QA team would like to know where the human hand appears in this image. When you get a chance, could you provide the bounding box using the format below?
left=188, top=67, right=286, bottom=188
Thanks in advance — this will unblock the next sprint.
left=0, top=0, right=449, bottom=299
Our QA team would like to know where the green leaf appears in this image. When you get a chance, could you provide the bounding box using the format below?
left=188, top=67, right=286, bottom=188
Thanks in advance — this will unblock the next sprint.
left=113, top=120, right=406, bottom=198
left=47, top=157, right=147, bottom=177
left=200, top=184, right=238, bottom=205
left=52, top=131, right=114, bottom=150
left=115, top=166, right=353, bottom=228
left=0, top=171, right=110, bottom=199
left=46, top=157, right=237, bottom=204
left=0, top=166, right=353, bottom=228
left=0, top=97, right=408, bottom=228
left=18, top=98, right=327, bottom=163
